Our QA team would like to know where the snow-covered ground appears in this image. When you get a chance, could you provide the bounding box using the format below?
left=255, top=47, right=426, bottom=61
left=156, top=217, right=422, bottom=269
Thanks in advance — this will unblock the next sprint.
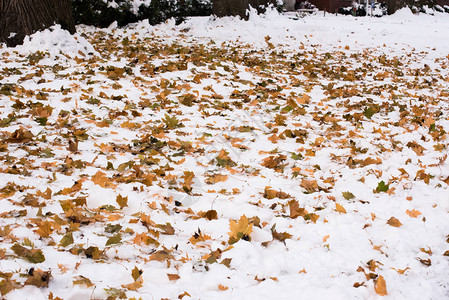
left=0, top=8, right=448, bottom=299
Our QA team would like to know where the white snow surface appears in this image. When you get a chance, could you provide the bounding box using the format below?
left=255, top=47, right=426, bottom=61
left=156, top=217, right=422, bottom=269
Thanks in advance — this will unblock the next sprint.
left=0, top=8, right=448, bottom=300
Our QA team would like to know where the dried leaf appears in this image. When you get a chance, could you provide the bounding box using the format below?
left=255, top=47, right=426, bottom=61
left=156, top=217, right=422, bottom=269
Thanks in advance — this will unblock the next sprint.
left=335, top=203, right=347, bottom=214
left=387, top=217, right=402, bottom=227
left=228, top=215, right=253, bottom=244
left=406, top=209, right=421, bottom=218
left=374, top=275, right=387, bottom=296
left=289, top=200, right=307, bottom=218
left=116, top=194, right=128, bottom=209
left=11, top=244, right=45, bottom=263
left=167, top=274, right=180, bottom=281
left=24, top=268, right=51, bottom=288
left=73, top=275, right=94, bottom=287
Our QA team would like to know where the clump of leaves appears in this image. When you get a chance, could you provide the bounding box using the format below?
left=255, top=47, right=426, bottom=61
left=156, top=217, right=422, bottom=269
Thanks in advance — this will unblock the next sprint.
left=228, top=215, right=252, bottom=244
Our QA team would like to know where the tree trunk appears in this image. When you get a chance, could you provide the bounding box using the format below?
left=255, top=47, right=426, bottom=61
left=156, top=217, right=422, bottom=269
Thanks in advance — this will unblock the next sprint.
left=0, top=0, right=75, bottom=47
left=212, top=0, right=277, bottom=19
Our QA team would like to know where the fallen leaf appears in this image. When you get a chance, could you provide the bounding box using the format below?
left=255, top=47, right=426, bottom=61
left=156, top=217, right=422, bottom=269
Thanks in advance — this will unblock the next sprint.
left=335, top=203, right=347, bottom=214
left=168, top=274, right=180, bottom=281
left=228, top=215, right=253, bottom=244
left=374, top=275, right=387, bottom=296
left=387, top=217, right=402, bottom=227
left=406, top=209, right=422, bottom=218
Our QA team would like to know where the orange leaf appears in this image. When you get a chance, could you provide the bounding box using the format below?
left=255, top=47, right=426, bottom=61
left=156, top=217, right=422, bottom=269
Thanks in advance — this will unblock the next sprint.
left=406, top=209, right=421, bottom=218
left=167, top=274, right=180, bottom=281
left=218, top=284, right=228, bottom=291
left=387, top=217, right=402, bottom=227
left=374, top=275, right=388, bottom=296
left=335, top=203, right=347, bottom=214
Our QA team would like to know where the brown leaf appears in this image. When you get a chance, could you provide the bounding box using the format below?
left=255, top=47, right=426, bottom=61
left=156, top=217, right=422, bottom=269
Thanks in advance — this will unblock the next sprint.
left=73, top=275, right=94, bottom=287
left=167, top=274, right=180, bottom=281
left=374, top=275, right=387, bottom=296
left=25, top=268, right=51, bottom=288
left=156, top=223, right=175, bottom=235
left=387, top=217, right=402, bottom=227
left=116, top=194, right=128, bottom=209
left=150, top=250, right=173, bottom=262
left=131, top=266, right=143, bottom=281
left=91, top=171, right=117, bottom=189
left=300, top=179, right=319, bottom=193
left=407, top=141, right=425, bottom=156
left=289, top=200, right=307, bottom=219
left=7, top=128, right=34, bottom=143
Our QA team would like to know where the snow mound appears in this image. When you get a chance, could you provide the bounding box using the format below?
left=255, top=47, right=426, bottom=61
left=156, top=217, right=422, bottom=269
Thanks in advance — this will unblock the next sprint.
left=390, top=7, right=415, bottom=19
left=20, top=25, right=98, bottom=58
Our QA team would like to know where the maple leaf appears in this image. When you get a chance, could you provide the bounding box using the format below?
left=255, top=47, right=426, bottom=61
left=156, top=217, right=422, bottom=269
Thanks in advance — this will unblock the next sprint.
left=35, top=221, right=54, bottom=238
left=271, top=224, right=292, bottom=242
left=374, top=275, right=388, bottom=296
left=335, top=203, right=347, bottom=214
left=228, top=215, right=253, bottom=244
left=116, top=194, right=128, bottom=209
left=300, top=179, right=319, bottom=193
left=91, top=171, right=117, bottom=189
left=374, top=181, right=389, bottom=193
left=133, top=233, right=159, bottom=246
left=189, top=229, right=211, bottom=245
left=289, top=200, right=307, bottom=219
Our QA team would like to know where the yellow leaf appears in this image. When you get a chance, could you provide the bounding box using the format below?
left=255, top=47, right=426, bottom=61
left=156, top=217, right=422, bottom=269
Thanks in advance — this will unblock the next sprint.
left=228, top=215, right=253, bottom=244
left=335, top=203, right=347, bottom=214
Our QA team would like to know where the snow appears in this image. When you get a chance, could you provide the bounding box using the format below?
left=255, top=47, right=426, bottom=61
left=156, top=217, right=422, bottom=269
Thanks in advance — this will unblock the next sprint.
left=0, top=8, right=448, bottom=300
